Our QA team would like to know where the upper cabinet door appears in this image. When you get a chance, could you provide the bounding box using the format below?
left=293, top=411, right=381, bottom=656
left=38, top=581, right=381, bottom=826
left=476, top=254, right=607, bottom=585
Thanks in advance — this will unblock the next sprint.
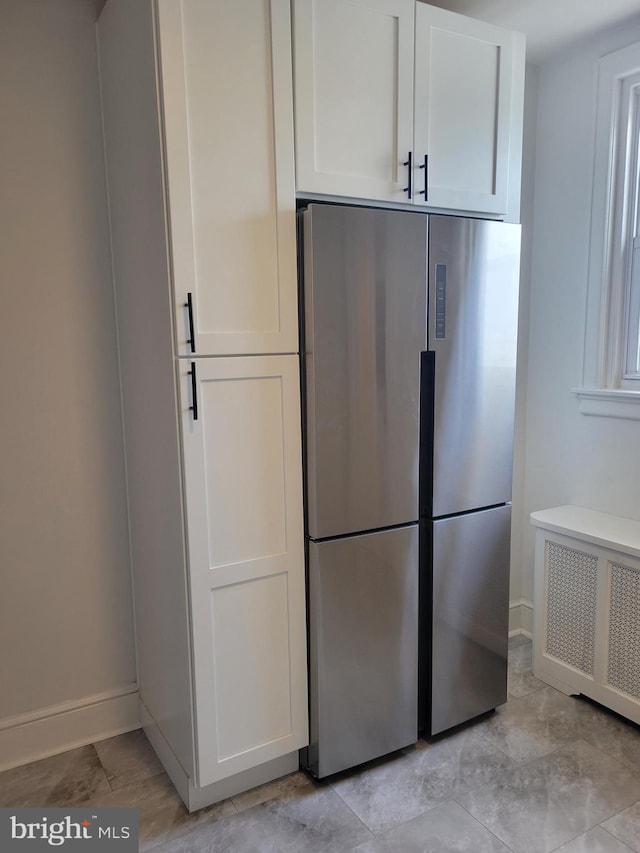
left=413, top=4, right=515, bottom=215
left=293, top=0, right=415, bottom=203
left=157, top=0, right=298, bottom=357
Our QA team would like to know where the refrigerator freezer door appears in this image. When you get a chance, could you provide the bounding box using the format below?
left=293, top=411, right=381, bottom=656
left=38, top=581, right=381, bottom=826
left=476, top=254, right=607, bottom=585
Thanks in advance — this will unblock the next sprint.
left=306, top=525, right=419, bottom=778
left=303, top=204, right=427, bottom=540
left=429, top=504, right=510, bottom=735
left=428, top=217, right=520, bottom=517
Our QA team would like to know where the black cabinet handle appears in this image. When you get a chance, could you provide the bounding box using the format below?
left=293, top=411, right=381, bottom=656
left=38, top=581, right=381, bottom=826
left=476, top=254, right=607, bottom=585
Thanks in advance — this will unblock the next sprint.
left=186, top=292, right=196, bottom=353
left=403, top=151, right=413, bottom=199
left=189, top=362, right=198, bottom=421
left=418, top=154, right=428, bottom=200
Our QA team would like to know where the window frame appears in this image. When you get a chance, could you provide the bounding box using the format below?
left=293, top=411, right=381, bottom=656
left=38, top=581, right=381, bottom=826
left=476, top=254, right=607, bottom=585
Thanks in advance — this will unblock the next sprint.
left=625, top=231, right=640, bottom=380
left=614, top=72, right=640, bottom=386
left=575, top=42, right=640, bottom=418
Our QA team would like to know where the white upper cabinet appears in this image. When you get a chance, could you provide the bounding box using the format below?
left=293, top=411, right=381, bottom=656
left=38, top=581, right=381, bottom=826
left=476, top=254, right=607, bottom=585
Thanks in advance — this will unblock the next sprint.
left=413, top=4, right=516, bottom=214
left=292, top=0, right=415, bottom=203
left=157, top=0, right=298, bottom=357
left=292, top=0, right=525, bottom=216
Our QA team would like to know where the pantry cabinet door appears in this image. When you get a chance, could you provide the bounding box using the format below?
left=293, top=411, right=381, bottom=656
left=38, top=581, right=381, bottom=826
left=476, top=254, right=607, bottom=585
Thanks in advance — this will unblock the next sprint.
left=293, top=0, right=415, bottom=203
left=413, top=4, right=516, bottom=215
left=156, top=0, right=298, bottom=356
left=178, top=356, right=307, bottom=787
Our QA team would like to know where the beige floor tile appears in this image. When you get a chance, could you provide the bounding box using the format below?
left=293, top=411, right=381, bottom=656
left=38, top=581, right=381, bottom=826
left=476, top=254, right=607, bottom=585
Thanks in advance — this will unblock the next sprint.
left=602, top=802, right=640, bottom=852
left=331, top=729, right=516, bottom=835
left=350, top=800, right=511, bottom=853
left=94, top=729, right=164, bottom=790
left=82, top=771, right=236, bottom=852
left=459, top=740, right=640, bottom=853
left=0, top=745, right=110, bottom=808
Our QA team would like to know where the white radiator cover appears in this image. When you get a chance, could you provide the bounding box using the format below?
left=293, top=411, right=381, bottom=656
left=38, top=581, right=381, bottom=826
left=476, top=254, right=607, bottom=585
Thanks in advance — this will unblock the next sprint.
left=531, top=505, right=640, bottom=725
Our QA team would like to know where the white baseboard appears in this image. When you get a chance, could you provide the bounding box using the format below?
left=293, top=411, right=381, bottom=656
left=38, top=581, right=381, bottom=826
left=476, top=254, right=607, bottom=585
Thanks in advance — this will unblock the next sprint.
left=509, top=598, right=534, bottom=638
left=0, top=685, right=140, bottom=772
left=140, top=699, right=299, bottom=812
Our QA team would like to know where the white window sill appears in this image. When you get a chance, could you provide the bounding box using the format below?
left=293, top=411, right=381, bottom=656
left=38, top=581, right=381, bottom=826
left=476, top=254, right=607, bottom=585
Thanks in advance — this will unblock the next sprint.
left=572, top=387, right=640, bottom=420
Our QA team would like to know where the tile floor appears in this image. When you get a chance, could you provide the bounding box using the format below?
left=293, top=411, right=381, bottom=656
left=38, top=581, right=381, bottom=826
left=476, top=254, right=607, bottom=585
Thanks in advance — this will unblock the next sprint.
left=2, top=638, right=640, bottom=852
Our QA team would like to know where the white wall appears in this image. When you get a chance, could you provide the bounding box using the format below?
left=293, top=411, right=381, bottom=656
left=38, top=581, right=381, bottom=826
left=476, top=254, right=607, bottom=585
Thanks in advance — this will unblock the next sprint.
left=519, top=18, right=640, bottom=606
left=509, top=63, right=538, bottom=633
left=0, top=0, right=136, bottom=756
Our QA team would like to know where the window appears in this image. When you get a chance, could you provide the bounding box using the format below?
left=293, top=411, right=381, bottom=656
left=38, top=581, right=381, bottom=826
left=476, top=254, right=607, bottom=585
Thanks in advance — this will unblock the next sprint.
left=613, top=70, right=640, bottom=386
left=623, top=92, right=640, bottom=381
left=576, top=42, right=640, bottom=418
left=627, top=230, right=640, bottom=378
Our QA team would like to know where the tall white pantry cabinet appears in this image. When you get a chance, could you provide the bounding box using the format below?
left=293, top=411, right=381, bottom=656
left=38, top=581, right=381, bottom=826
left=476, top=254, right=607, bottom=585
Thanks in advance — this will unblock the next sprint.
left=97, top=0, right=308, bottom=810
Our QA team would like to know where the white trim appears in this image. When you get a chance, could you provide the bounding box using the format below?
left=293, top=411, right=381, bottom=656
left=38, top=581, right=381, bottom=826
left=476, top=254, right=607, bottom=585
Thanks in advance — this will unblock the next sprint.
left=140, top=699, right=190, bottom=806
left=583, top=42, right=640, bottom=402
left=141, top=700, right=298, bottom=813
left=624, top=233, right=640, bottom=376
left=530, top=504, right=640, bottom=558
left=509, top=597, right=533, bottom=637
left=572, top=386, right=640, bottom=419
left=0, top=686, right=140, bottom=773
left=187, top=752, right=298, bottom=813
left=530, top=668, right=578, bottom=697
left=0, top=684, right=137, bottom=732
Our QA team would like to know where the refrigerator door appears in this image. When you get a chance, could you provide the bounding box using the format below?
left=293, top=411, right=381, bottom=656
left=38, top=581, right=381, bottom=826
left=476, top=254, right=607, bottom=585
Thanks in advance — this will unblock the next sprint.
left=428, top=504, right=510, bottom=735
left=303, top=204, right=427, bottom=540
left=428, top=216, right=520, bottom=517
left=305, top=525, right=419, bottom=778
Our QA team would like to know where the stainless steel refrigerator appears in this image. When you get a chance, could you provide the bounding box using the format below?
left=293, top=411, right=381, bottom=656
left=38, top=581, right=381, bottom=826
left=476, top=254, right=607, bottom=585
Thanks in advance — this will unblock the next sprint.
left=299, top=203, right=520, bottom=777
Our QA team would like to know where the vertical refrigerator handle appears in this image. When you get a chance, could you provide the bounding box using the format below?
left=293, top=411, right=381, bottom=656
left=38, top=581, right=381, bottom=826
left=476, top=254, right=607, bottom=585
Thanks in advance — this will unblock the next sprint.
left=419, top=350, right=435, bottom=521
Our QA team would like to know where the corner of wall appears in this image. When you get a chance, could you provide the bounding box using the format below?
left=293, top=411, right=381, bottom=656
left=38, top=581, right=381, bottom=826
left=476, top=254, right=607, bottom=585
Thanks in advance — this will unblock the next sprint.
left=510, top=61, right=541, bottom=623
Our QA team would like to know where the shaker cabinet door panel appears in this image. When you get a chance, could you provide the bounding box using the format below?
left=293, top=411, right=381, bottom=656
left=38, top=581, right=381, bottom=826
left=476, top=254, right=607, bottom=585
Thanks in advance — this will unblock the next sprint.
left=293, top=0, right=415, bottom=202
left=178, top=356, right=307, bottom=786
left=414, top=4, right=514, bottom=215
left=157, top=0, right=298, bottom=356
left=292, top=0, right=524, bottom=216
